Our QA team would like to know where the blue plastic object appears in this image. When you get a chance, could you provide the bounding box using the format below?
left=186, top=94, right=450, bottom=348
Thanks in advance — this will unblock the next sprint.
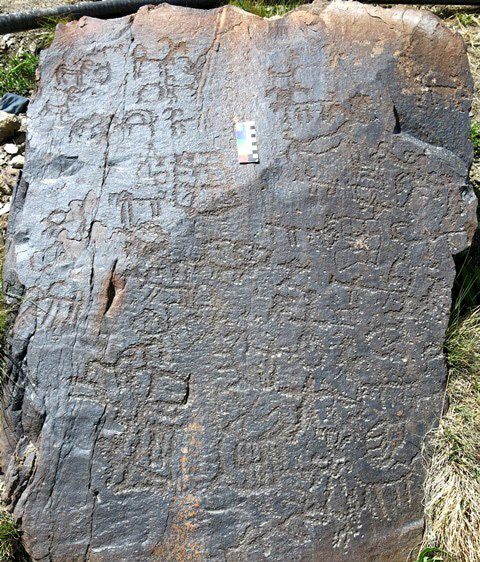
left=0, top=93, right=29, bottom=115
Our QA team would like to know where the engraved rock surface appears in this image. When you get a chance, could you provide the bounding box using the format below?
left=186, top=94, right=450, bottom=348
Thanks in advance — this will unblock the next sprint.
left=1, top=1, right=477, bottom=560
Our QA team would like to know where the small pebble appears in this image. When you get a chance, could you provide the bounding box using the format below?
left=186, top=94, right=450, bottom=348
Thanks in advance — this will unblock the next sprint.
left=10, top=155, right=24, bottom=169
left=0, top=200, right=10, bottom=216
left=0, top=111, right=20, bottom=142
left=4, top=143, right=18, bottom=155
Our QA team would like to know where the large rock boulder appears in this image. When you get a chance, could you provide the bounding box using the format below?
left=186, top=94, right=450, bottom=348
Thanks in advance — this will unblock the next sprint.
left=1, top=1, right=476, bottom=560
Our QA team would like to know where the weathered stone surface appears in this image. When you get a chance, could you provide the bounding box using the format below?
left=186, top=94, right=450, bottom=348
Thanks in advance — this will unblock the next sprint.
left=1, top=1, right=476, bottom=560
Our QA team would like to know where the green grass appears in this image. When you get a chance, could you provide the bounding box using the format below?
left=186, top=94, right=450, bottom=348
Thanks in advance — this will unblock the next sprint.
left=0, top=482, right=21, bottom=562
left=36, top=15, right=75, bottom=50
left=456, top=12, right=476, bottom=27
left=0, top=16, right=76, bottom=98
left=416, top=548, right=451, bottom=562
left=0, top=52, right=39, bottom=98
left=471, top=122, right=480, bottom=159
left=0, top=515, right=19, bottom=562
left=450, top=247, right=480, bottom=326
left=228, top=0, right=301, bottom=17
left=0, top=511, right=19, bottom=562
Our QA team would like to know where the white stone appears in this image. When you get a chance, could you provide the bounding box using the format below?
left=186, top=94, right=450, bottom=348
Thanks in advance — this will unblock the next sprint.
left=4, top=143, right=18, bottom=155
left=10, top=155, right=24, bottom=169
left=0, top=200, right=11, bottom=216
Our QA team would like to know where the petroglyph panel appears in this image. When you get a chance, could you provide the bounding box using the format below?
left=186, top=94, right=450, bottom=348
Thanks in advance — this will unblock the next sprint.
left=1, top=1, right=476, bottom=560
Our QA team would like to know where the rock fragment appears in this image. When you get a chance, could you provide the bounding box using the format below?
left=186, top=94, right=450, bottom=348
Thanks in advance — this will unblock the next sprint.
left=0, top=200, right=10, bottom=216
left=9, top=155, right=24, bottom=169
left=3, top=143, right=18, bottom=155
left=0, top=111, right=20, bottom=142
left=0, top=167, right=20, bottom=202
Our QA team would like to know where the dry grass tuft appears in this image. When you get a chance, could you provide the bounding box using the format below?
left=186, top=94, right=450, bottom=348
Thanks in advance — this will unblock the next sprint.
left=0, top=233, right=11, bottom=357
left=0, top=234, right=16, bottom=403
left=421, top=308, right=480, bottom=562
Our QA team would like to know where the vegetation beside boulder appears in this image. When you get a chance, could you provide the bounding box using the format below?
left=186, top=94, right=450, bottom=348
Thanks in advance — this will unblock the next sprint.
left=422, top=310, right=480, bottom=562
left=0, top=489, right=20, bottom=562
